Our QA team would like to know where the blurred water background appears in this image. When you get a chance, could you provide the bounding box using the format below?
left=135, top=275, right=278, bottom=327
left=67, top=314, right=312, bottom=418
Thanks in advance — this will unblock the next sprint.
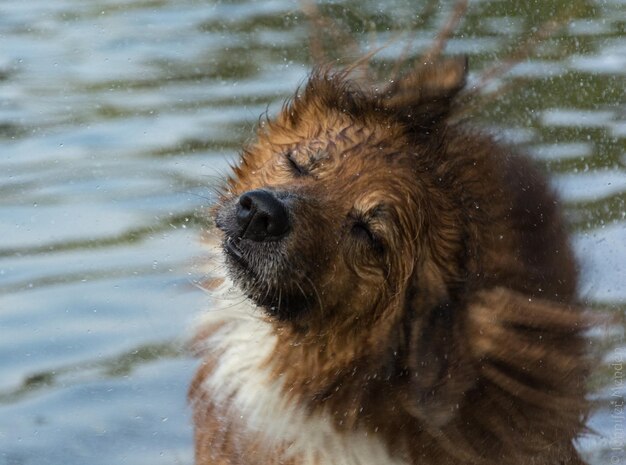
left=0, top=1, right=624, bottom=464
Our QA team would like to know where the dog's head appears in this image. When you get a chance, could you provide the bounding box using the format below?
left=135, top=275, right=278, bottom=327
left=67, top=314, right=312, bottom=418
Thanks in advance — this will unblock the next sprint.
left=214, top=58, right=469, bottom=333
left=200, top=51, right=592, bottom=461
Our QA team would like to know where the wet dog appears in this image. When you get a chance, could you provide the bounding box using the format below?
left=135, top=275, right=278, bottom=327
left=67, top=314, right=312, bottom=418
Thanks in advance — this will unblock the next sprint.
left=189, top=57, right=592, bottom=465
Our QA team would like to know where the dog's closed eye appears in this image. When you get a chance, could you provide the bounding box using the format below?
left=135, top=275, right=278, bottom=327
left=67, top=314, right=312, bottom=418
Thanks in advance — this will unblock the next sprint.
left=351, top=220, right=384, bottom=255
left=285, top=150, right=309, bottom=176
left=284, top=148, right=328, bottom=176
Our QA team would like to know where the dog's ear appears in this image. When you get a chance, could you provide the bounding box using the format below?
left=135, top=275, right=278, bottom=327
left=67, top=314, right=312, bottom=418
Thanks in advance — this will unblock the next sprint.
left=465, top=287, right=591, bottom=413
left=460, top=288, right=593, bottom=454
left=381, top=57, right=467, bottom=132
left=404, top=286, right=592, bottom=432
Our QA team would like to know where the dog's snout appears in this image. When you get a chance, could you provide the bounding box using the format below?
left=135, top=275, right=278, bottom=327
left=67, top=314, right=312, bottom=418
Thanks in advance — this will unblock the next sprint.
left=236, top=190, right=290, bottom=241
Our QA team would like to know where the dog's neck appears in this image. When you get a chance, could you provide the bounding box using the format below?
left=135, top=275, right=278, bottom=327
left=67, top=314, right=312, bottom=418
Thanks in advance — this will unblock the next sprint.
left=264, top=299, right=412, bottom=427
left=190, top=294, right=416, bottom=465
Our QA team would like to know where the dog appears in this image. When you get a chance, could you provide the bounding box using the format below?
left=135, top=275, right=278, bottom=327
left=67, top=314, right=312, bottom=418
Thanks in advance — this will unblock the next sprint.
left=189, top=55, right=592, bottom=465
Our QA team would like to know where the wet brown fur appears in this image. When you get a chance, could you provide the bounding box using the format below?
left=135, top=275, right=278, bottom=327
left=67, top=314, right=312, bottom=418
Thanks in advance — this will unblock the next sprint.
left=191, top=56, right=592, bottom=465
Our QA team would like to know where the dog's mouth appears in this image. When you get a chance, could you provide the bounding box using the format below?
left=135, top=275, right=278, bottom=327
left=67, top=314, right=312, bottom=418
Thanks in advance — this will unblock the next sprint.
left=224, top=236, right=245, bottom=263
left=221, top=233, right=315, bottom=321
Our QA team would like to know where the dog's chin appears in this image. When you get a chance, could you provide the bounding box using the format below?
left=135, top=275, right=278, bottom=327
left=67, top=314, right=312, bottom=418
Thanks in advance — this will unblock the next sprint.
left=253, top=290, right=312, bottom=322
left=222, top=237, right=312, bottom=322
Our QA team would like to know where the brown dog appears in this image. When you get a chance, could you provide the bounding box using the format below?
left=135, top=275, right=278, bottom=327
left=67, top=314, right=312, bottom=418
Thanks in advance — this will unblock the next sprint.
left=189, top=57, right=592, bottom=465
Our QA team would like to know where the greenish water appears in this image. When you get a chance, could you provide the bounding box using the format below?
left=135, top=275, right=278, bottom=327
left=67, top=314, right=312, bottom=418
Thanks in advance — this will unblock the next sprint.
left=0, top=1, right=624, bottom=464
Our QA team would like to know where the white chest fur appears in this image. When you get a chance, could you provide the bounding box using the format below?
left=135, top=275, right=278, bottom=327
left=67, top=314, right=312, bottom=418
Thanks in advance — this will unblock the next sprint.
left=193, top=294, right=410, bottom=465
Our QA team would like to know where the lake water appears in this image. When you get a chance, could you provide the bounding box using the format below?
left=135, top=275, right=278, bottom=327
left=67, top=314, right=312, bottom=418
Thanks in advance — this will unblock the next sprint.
left=0, top=1, right=624, bottom=464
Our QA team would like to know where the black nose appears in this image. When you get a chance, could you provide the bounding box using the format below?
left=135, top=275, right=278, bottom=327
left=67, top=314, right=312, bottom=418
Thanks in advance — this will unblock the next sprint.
left=236, top=190, right=290, bottom=242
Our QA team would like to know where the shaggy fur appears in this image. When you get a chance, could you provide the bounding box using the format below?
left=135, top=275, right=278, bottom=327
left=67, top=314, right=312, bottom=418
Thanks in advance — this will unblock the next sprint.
left=190, top=57, right=592, bottom=465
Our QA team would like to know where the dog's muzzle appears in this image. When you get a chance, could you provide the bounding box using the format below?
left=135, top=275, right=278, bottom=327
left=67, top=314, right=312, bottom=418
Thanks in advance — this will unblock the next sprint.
left=235, top=189, right=290, bottom=242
